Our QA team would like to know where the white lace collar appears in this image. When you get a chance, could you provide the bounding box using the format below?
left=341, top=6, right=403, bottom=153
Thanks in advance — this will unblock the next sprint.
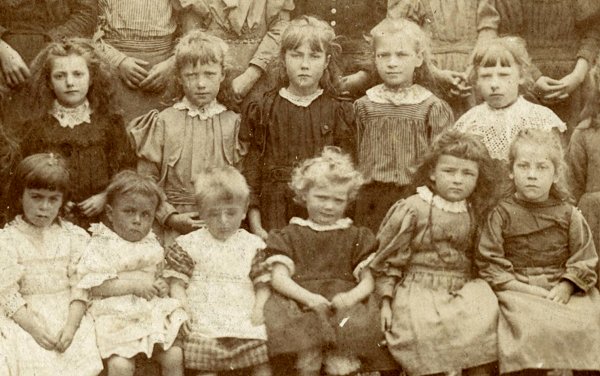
left=417, top=186, right=468, bottom=213
left=12, top=214, right=62, bottom=233
left=279, top=87, right=324, bottom=107
left=49, top=100, right=92, bottom=128
left=366, top=84, right=432, bottom=105
left=88, top=222, right=157, bottom=245
left=173, top=98, right=227, bottom=120
left=290, top=217, right=353, bottom=231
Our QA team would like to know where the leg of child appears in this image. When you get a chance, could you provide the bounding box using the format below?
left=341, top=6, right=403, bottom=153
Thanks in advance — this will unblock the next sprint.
left=252, top=362, right=273, bottom=376
left=296, top=347, right=323, bottom=376
left=154, top=345, right=184, bottom=376
left=106, top=355, right=136, bottom=376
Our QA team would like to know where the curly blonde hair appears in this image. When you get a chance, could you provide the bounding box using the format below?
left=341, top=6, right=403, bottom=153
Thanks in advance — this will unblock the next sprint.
left=290, top=146, right=364, bottom=206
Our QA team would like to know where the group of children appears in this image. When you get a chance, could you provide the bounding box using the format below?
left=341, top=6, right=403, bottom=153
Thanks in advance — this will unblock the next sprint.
left=2, top=1, right=600, bottom=376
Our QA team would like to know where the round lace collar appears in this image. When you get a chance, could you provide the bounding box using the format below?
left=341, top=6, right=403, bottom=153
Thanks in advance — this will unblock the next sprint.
left=366, top=84, right=432, bottom=105
left=49, top=100, right=92, bottom=129
left=173, top=98, right=227, bottom=120
left=11, top=214, right=62, bottom=233
left=279, top=87, right=324, bottom=107
left=88, top=222, right=157, bottom=244
left=289, top=217, right=352, bottom=231
left=417, top=186, right=468, bottom=213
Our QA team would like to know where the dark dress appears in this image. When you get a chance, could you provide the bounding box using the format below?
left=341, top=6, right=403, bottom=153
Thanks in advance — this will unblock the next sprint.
left=20, top=112, right=135, bottom=227
left=242, top=91, right=355, bottom=231
left=255, top=219, right=396, bottom=371
left=478, top=196, right=600, bottom=373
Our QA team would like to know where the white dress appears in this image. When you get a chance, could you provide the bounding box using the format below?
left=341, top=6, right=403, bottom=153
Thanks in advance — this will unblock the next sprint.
left=0, top=216, right=103, bottom=376
left=454, top=96, right=566, bottom=161
left=77, top=223, right=187, bottom=358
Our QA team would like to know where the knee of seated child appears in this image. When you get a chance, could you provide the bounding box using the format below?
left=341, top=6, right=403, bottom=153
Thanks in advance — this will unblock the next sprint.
left=107, top=355, right=136, bottom=374
left=155, top=345, right=183, bottom=366
left=323, top=350, right=361, bottom=376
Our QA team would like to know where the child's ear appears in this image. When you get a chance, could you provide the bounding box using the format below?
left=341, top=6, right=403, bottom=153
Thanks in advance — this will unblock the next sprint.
left=105, top=204, right=114, bottom=224
left=429, top=172, right=436, bottom=182
left=325, top=54, right=331, bottom=68
left=415, top=51, right=424, bottom=68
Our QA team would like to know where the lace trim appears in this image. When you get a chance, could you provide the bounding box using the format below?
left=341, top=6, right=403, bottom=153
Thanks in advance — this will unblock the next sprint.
left=173, top=98, right=227, bottom=120
left=279, top=87, right=324, bottom=107
left=49, top=100, right=92, bottom=129
left=416, top=186, right=468, bottom=213
left=454, top=96, right=566, bottom=161
left=88, top=222, right=157, bottom=244
left=289, top=217, right=353, bottom=231
left=366, top=84, right=432, bottom=105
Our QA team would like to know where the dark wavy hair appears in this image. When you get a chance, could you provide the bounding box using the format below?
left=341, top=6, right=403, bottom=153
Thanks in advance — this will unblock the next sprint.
left=411, top=130, right=502, bottom=222
left=26, top=38, right=119, bottom=119
left=6, top=153, right=71, bottom=221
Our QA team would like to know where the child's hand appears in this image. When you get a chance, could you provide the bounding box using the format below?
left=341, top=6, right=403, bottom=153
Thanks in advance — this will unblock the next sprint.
left=0, top=41, right=30, bottom=87
left=250, top=224, right=269, bottom=241
left=534, top=76, right=568, bottom=104
left=139, top=58, right=174, bottom=92
left=118, top=57, right=149, bottom=89
left=250, top=306, right=265, bottom=326
left=338, top=70, right=370, bottom=96
left=181, top=319, right=193, bottom=337
left=435, top=69, right=471, bottom=98
left=29, top=324, right=57, bottom=351
left=231, top=66, right=262, bottom=101
left=305, top=293, right=331, bottom=310
left=78, top=191, right=107, bottom=217
left=153, top=277, right=170, bottom=298
left=331, top=291, right=358, bottom=312
left=380, top=301, right=392, bottom=332
left=547, top=280, right=575, bottom=304
left=55, top=324, right=77, bottom=353
left=133, top=279, right=159, bottom=300
left=166, top=212, right=204, bottom=234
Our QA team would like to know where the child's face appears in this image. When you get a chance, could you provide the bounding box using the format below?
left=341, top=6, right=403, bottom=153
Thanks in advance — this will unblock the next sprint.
left=374, top=35, right=422, bottom=90
left=202, top=199, right=247, bottom=241
left=179, top=62, right=224, bottom=108
left=430, top=154, right=479, bottom=202
left=284, top=41, right=329, bottom=96
left=476, top=60, right=522, bottom=109
left=303, top=182, right=349, bottom=225
left=50, top=55, right=90, bottom=108
left=106, top=192, right=158, bottom=242
left=511, top=143, right=558, bottom=203
left=22, top=188, right=63, bottom=228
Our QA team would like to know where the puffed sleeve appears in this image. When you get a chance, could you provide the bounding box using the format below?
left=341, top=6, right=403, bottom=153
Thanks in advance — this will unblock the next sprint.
left=48, top=0, right=98, bottom=40
left=240, top=100, right=265, bottom=209
left=334, top=99, right=357, bottom=161
left=77, top=229, right=119, bottom=290
left=164, top=242, right=196, bottom=287
left=369, top=199, right=418, bottom=298
left=427, top=97, right=454, bottom=140
left=351, top=227, right=378, bottom=282
left=562, top=207, right=598, bottom=291
left=63, top=221, right=91, bottom=303
left=567, top=121, right=590, bottom=203
left=250, top=227, right=297, bottom=284
left=477, top=0, right=500, bottom=31
left=476, top=206, right=516, bottom=288
left=0, top=231, right=26, bottom=317
left=249, top=0, right=294, bottom=71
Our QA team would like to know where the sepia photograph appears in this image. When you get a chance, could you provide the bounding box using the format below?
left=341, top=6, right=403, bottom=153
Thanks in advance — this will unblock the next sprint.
left=0, top=1, right=599, bottom=375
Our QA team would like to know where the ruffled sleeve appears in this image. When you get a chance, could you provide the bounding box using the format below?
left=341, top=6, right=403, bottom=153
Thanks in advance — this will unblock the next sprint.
left=64, top=221, right=91, bottom=303
left=562, top=207, right=598, bottom=291
left=369, top=199, right=419, bottom=298
left=476, top=205, right=516, bottom=288
left=0, top=230, right=26, bottom=317
left=164, top=242, right=196, bottom=286
left=129, top=110, right=165, bottom=169
left=249, top=228, right=297, bottom=284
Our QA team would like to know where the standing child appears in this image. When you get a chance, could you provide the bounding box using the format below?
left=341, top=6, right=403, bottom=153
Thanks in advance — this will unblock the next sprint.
left=478, top=129, right=600, bottom=374
left=0, top=153, right=103, bottom=376
left=164, top=166, right=272, bottom=375
left=368, top=131, right=500, bottom=376
left=354, top=17, right=454, bottom=233
left=130, top=31, right=246, bottom=244
left=254, top=147, right=395, bottom=376
left=454, top=36, right=566, bottom=162
left=243, top=16, right=355, bottom=236
left=76, top=170, right=187, bottom=376
left=19, top=38, right=135, bottom=229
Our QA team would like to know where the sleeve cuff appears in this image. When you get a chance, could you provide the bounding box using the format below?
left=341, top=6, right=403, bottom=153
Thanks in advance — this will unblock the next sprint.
left=163, top=269, right=191, bottom=285
left=157, top=202, right=178, bottom=225
left=562, top=270, right=595, bottom=292
left=0, top=292, right=26, bottom=317
left=70, top=288, right=89, bottom=303
left=77, top=272, right=118, bottom=289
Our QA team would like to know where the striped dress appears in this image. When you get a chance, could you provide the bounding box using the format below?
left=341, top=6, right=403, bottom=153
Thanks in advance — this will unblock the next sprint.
left=353, top=84, right=453, bottom=232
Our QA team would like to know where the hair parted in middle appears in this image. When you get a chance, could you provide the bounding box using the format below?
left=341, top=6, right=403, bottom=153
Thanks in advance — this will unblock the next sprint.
left=193, top=165, right=250, bottom=213
left=290, top=146, right=364, bottom=205
left=411, top=130, right=502, bottom=221
left=105, top=170, right=164, bottom=209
